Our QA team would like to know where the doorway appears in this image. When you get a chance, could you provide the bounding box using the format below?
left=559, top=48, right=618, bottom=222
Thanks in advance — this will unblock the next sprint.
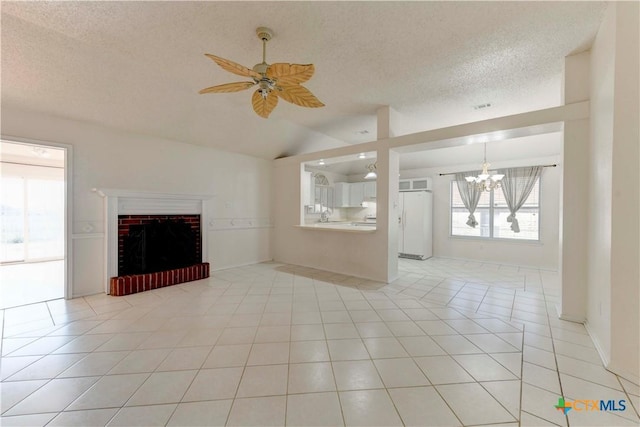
left=1, top=140, right=68, bottom=308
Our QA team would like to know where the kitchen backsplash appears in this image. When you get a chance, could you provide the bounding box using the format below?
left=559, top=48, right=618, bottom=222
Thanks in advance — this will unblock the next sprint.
left=304, top=202, right=377, bottom=223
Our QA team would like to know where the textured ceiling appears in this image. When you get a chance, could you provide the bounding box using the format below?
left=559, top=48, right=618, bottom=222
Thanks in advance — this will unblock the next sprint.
left=1, top=1, right=605, bottom=159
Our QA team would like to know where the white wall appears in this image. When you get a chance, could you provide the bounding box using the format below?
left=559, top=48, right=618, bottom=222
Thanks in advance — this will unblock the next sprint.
left=2, top=107, right=272, bottom=297
left=586, top=2, right=639, bottom=382
left=273, top=158, right=390, bottom=282
left=401, top=155, right=560, bottom=270
left=585, top=3, right=615, bottom=365
left=609, top=0, right=639, bottom=383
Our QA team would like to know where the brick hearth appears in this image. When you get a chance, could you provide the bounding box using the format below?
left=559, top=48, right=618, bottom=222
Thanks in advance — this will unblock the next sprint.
left=110, top=262, right=210, bottom=296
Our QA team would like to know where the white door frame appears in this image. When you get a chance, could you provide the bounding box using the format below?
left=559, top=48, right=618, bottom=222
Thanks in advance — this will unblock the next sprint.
left=1, top=135, right=73, bottom=300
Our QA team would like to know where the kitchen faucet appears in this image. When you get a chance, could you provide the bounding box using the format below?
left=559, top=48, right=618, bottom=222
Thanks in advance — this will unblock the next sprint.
left=320, top=209, right=331, bottom=223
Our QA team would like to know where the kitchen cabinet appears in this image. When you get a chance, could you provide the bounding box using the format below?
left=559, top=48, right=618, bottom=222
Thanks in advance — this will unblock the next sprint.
left=334, top=182, right=374, bottom=207
left=301, top=171, right=314, bottom=206
left=334, top=182, right=350, bottom=208
left=399, top=177, right=432, bottom=192
left=364, top=182, right=376, bottom=199
left=349, top=182, right=365, bottom=207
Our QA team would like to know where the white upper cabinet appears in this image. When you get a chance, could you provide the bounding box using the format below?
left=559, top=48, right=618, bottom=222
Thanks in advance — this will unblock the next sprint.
left=399, top=177, right=432, bottom=191
left=334, top=181, right=375, bottom=207
left=349, top=182, right=365, bottom=207
left=364, top=182, right=376, bottom=199
left=301, top=171, right=313, bottom=206
left=334, top=182, right=350, bottom=208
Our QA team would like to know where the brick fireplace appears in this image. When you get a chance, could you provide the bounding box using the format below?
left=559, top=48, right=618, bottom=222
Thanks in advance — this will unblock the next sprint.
left=95, top=189, right=212, bottom=296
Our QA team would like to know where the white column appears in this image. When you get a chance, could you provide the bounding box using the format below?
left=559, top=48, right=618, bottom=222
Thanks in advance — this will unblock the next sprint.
left=377, top=106, right=402, bottom=139
left=559, top=119, right=589, bottom=322
left=385, top=150, right=400, bottom=282
left=559, top=52, right=591, bottom=322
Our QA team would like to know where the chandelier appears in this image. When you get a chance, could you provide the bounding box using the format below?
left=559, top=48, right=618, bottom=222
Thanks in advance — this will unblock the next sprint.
left=465, top=143, right=504, bottom=192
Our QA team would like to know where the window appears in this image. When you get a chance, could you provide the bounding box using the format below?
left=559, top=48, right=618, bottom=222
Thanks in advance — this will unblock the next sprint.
left=450, top=178, right=540, bottom=240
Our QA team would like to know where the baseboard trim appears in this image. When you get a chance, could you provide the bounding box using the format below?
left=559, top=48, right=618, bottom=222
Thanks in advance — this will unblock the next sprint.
left=605, top=361, right=640, bottom=386
left=584, top=320, right=611, bottom=368
left=555, top=303, right=586, bottom=323
left=583, top=322, right=640, bottom=386
left=210, top=258, right=274, bottom=272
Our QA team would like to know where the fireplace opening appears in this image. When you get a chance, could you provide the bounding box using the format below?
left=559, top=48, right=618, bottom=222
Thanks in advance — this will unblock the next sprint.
left=118, top=215, right=201, bottom=275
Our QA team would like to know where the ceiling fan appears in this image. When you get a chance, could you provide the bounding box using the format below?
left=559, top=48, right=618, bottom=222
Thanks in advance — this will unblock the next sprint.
left=199, top=27, right=324, bottom=118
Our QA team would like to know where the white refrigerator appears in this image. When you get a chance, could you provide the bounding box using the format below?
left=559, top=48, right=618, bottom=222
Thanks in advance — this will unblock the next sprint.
left=398, top=191, right=433, bottom=260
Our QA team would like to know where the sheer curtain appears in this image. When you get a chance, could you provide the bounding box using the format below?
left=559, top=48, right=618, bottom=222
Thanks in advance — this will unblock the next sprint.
left=455, top=173, right=482, bottom=228
left=499, top=166, right=543, bottom=232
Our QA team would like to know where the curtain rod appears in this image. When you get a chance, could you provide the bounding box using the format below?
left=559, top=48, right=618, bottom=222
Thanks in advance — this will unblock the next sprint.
left=438, top=163, right=557, bottom=177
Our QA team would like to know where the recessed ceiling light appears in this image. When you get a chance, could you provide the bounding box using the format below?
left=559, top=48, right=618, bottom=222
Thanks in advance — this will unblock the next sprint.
left=318, top=159, right=325, bottom=165
left=358, top=153, right=366, bottom=159
left=473, top=103, right=492, bottom=110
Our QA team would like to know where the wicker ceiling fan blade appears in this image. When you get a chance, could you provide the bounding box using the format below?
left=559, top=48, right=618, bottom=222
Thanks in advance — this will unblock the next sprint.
left=267, top=63, right=315, bottom=85
left=252, top=90, right=279, bottom=118
left=199, top=81, right=256, bottom=94
left=204, top=54, right=262, bottom=79
left=276, top=84, right=325, bottom=108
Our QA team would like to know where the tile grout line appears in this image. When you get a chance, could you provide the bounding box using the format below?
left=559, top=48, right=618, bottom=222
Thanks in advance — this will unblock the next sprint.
left=319, top=273, right=347, bottom=427
left=538, top=267, right=570, bottom=427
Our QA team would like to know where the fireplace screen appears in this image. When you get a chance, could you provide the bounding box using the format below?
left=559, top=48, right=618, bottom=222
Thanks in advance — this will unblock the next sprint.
left=118, top=215, right=201, bottom=275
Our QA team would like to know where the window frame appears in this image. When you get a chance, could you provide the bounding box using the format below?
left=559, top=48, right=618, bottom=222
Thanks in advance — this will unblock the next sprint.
left=449, top=176, right=542, bottom=242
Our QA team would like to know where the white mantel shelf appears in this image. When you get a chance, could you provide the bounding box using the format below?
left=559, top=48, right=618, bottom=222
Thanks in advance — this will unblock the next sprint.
left=93, top=188, right=214, bottom=200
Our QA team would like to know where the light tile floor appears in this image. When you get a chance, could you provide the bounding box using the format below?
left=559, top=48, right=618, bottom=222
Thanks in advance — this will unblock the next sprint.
left=1, top=258, right=639, bottom=426
left=0, top=260, right=64, bottom=309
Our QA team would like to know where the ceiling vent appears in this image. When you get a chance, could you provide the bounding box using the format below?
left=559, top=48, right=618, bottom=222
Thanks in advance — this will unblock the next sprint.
left=473, top=103, right=492, bottom=110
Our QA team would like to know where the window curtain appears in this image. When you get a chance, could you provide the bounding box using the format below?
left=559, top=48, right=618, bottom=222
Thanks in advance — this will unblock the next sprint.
left=455, top=173, right=482, bottom=228
left=499, top=166, right=542, bottom=232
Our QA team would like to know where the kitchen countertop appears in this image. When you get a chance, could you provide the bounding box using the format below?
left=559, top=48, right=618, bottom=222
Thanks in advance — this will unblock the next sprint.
left=297, top=221, right=377, bottom=232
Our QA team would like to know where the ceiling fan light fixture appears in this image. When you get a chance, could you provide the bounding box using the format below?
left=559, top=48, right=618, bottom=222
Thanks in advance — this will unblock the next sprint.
left=199, top=27, right=324, bottom=118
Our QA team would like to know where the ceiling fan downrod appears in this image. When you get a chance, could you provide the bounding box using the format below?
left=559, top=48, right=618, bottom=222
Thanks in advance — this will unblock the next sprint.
left=254, top=27, right=275, bottom=98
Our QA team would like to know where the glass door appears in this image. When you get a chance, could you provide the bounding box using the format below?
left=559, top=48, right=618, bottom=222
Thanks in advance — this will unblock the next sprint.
left=1, top=168, right=64, bottom=263
left=1, top=141, right=67, bottom=308
left=1, top=177, right=26, bottom=262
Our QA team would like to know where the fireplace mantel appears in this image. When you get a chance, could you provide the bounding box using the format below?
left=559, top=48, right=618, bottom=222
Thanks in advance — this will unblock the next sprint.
left=94, top=188, right=214, bottom=294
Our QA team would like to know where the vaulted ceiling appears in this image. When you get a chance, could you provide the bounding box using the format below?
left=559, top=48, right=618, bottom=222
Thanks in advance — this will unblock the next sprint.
left=1, top=1, right=605, bottom=160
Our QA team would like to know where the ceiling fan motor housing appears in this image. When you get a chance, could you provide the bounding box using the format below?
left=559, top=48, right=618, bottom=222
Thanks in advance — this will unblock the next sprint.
left=256, top=27, right=273, bottom=42
left=253, top=62, right=269, bottom=75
